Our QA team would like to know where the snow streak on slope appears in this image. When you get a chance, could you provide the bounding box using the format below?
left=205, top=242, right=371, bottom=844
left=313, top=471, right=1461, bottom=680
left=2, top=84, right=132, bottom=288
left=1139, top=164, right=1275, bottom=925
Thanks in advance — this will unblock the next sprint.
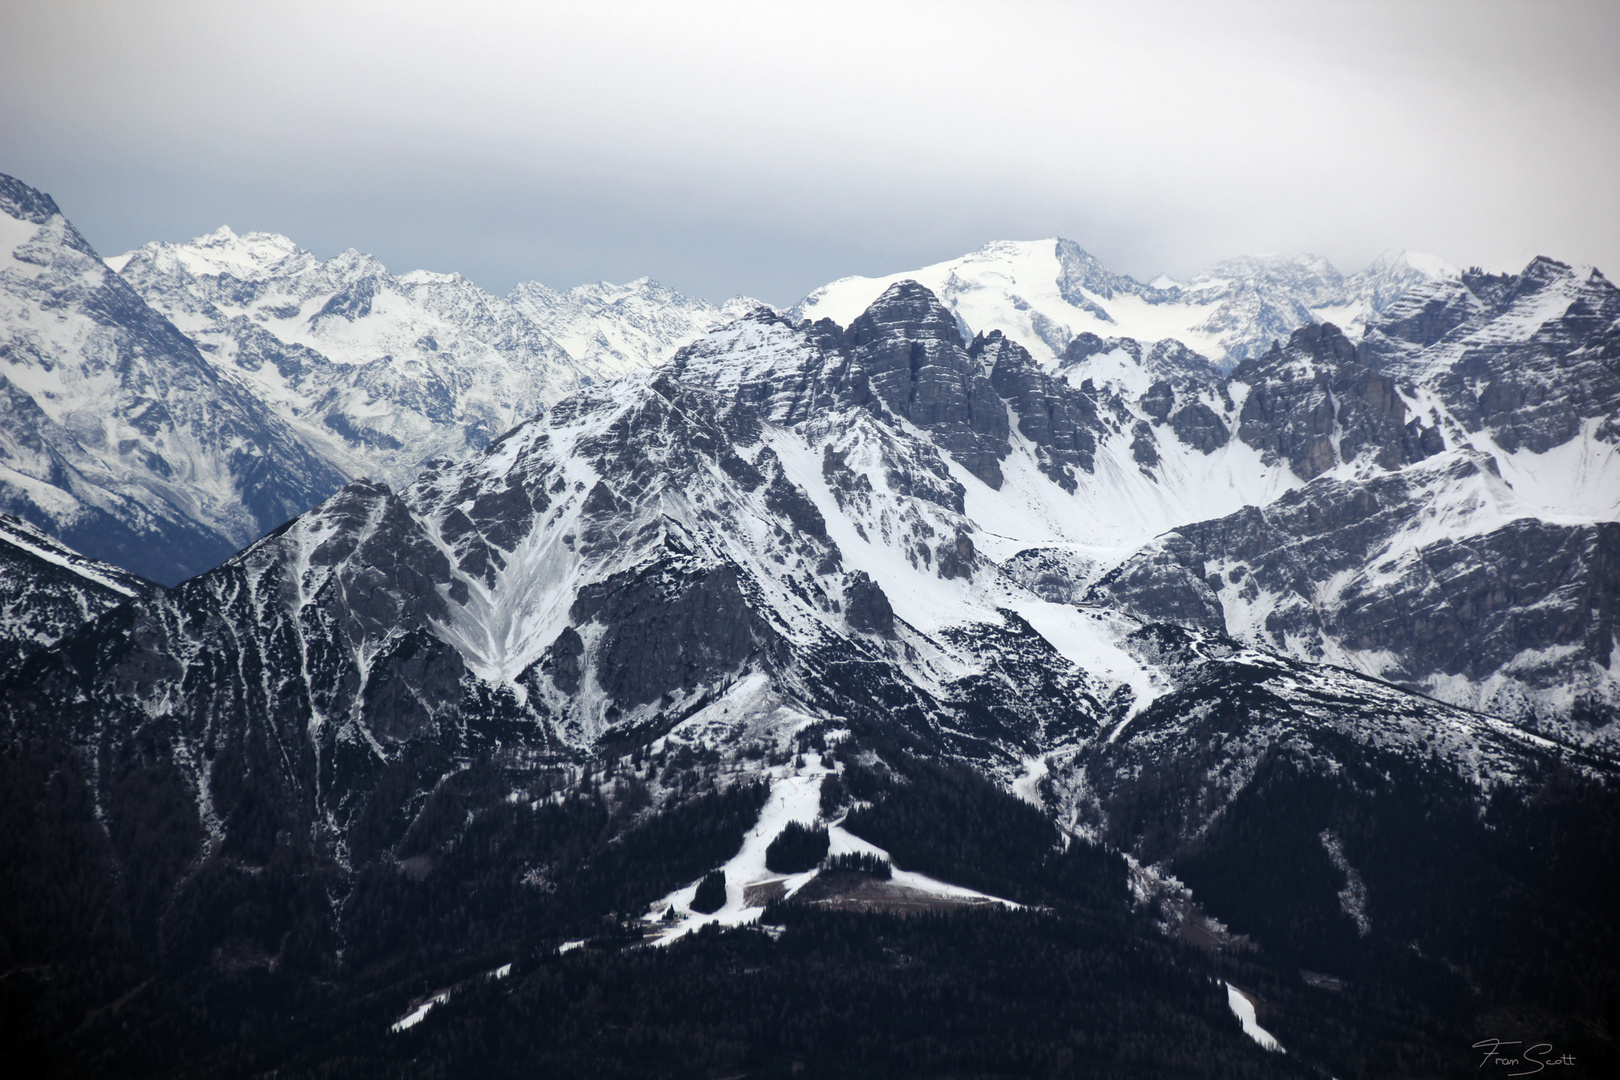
left=1225, top=983, right=1284, bottom=1053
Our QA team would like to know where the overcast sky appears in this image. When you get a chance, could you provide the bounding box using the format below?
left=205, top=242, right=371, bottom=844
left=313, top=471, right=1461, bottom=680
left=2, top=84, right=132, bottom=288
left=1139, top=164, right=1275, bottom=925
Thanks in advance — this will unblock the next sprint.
left=3, top=0, right=1617, bottom=306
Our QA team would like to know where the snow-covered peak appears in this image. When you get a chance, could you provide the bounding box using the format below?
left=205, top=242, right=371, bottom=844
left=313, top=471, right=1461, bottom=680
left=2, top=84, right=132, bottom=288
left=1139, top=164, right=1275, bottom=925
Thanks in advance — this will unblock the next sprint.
left=1186, top=252, right=1342, bottom=302
left=790, top=238, right=1084, bottom=355
left=107, top=221, right=765, bottom=494
left=111, top=226, right=320, bottom=281
left=397, top=268, right=466, bottom=286
left=790, top=238, right=1454, bottom=370
left=506, top=274, right=766, bottom=376
left=0, top=174, right=352, bottom=583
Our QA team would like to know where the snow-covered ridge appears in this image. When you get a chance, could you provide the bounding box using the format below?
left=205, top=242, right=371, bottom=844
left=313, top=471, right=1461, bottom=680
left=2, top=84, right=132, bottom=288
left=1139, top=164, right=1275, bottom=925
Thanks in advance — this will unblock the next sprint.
left=0, top=173, right=351, bottom=584
left=791, top=238, right=1457, bottom=368
left=111, top=225, right=765, bottom=488
left=0, top=513, right=146, bottom=599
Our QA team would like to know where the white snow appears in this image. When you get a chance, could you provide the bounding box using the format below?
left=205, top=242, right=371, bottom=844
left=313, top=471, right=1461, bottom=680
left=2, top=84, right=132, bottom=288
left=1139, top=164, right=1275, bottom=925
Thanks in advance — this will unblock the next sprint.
left=1319, top=830, right=1371, bottom=936
left=1489, top=417, right=1620, bottom=523
left=390, top=990, right=449, bottom=1033
left=108, top=227, right=762, bottom=489
left=644, top=752, right=1016, bottom=946
left=1012, top=756, right=1049, bottom=807
left=791, top=239, right=1227, bottom=364
left=789, top=239, right=1452, bottom=369
left=0, top=211, right=43, bottom=270
left=1225, top=982, right=1285, bottom=1052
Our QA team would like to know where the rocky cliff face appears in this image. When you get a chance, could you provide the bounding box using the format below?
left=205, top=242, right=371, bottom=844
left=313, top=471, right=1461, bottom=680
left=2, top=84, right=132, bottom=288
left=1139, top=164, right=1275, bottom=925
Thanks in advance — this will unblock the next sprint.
left=1230, top=322, right=1444, bottom=480
left=1079, top=257, right=1620, bottom=746
left=10, top=272, right=1601, bottom=858
left=1365, top=257, right=1620, bottom=456
left=1090, top=452, right=1620, bottom=746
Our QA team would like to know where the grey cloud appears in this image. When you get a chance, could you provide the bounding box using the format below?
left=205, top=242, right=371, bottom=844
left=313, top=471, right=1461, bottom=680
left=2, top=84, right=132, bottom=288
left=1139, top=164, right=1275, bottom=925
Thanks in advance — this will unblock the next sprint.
left=2, top=0, right=1617, bottom=306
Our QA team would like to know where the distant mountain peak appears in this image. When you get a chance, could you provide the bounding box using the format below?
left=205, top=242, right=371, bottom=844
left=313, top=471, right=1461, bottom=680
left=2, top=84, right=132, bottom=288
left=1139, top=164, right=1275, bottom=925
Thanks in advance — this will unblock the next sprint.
left=792, top=237, right=1459, bottom=369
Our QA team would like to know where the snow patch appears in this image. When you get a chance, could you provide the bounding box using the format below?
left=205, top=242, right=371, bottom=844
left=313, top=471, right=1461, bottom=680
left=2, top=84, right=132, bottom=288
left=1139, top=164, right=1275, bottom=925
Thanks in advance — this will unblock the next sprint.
left=1224, top=982, right=1285, bottom=1052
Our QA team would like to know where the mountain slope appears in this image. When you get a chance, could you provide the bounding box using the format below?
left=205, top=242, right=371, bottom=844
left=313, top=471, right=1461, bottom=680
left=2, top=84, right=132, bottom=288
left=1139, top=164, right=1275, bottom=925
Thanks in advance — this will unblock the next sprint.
left=111, top=227, right=760, bottom=487
left=3, top=277, right=1616, bottom=1077
left=1087, top=257, right=1620, bottom=745
left=0, top=513, right=158, bottom=670
left=0, top=174, right=350, bottom=583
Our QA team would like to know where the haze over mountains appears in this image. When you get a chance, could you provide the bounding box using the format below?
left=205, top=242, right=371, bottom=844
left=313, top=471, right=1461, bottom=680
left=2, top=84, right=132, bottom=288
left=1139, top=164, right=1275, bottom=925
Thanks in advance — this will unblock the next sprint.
left=3, top=170, right=1618, bottom=1078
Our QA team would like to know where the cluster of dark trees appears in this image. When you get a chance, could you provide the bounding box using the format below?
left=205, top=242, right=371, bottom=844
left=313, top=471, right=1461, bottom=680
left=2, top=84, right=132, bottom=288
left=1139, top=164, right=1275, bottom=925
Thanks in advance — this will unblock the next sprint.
left=689, top=870, right=727, bottom=914
left=765, top=819, right=829, bottom=873
left=209, top=908, right=1314, bottom=1080
left=825, top=851, right=890, bottom=878
left=1171, top=745, right=1620, bottom=1073
left=838, top=747, right=1130, bottom=914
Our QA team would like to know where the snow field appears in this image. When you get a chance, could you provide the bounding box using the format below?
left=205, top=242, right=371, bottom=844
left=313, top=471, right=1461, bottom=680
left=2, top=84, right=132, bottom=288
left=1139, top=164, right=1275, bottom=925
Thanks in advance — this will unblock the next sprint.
left=1224, top=982, right=1285, bottom=1053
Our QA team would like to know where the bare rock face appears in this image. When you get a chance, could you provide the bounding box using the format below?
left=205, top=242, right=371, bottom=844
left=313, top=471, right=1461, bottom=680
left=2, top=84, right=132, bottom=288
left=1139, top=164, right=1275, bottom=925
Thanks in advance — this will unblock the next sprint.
left=1167, top=399, right=1230, bottom=454
left=842, top=570, right=895, bottom=636
left=977, top=330, right=1102, bottom=489
left=1232, top=322, right=1440, bottom=479
left=571, top=560, right=778, bottom=708
left=846, top=281, right=1011, bottom=488
left=1366, top=258, right=1620, bottom=456
left=1091, top=452, right=1620, bottom=746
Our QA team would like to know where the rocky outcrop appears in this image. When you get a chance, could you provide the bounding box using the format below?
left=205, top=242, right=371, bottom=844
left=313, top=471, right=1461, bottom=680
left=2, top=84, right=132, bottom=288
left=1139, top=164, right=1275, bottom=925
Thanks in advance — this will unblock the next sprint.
left=1091, top=452, right=1620, bottom=745
left=976, top=330, right=1101, bottom=488
left=842, top=570, right=895, bottom=636
left=846, top=282, right=1011, bottom=488
left=1232, top=322, right=1441, bottom=479
left=1366, top=258, right=1620, bottom=455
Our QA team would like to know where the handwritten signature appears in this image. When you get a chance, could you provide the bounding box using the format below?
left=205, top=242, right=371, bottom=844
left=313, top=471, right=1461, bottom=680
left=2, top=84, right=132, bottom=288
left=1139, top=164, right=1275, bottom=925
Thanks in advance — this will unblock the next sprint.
left=1474, top=1039, right=1577, bottom=1075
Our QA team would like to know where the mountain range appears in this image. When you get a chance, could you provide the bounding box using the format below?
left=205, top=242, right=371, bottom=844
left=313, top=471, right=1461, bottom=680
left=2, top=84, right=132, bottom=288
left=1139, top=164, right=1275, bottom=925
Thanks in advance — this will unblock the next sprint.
left=792, top=237, right=1459, bottom=367
left=1, top=173, right=755, bottom=582
left=2, top=170, right=1618, bottom=1078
